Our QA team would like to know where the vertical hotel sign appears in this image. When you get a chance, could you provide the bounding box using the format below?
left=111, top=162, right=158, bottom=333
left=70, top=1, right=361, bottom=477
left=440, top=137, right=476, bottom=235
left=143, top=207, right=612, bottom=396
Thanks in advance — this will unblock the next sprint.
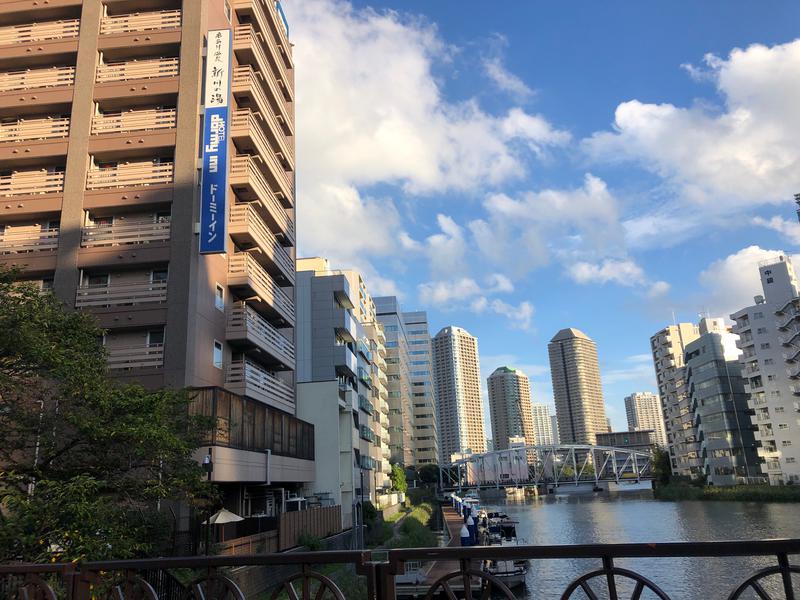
left=199, top=29, right=232, bottom=254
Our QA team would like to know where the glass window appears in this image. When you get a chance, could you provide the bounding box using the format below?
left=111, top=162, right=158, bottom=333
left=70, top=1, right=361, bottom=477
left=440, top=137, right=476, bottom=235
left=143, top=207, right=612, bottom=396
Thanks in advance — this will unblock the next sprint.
left=213, top=340, right=223, bottom=369
left=215, top=284, right=225, bottom=311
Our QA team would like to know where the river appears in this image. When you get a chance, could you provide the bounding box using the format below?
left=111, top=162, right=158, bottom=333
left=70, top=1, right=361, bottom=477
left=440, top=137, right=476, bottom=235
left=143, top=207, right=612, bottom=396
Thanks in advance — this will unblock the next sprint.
left=479, top=488, right=800, bottom=599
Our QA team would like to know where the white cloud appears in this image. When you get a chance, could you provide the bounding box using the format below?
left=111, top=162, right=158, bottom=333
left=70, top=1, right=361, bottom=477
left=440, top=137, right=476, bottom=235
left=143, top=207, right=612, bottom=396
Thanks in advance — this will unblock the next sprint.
left=698, top=245, right=797, bottom=318
left=483, top=56, right=535, bottom=100
left=753, top=215, right=800, bottom=245
left=585, top=40, right=800, bottom=242
left=602, top=354, right=657, bottom=386
left=287, top=0, right=571, bottom=270
left=423, top=214, right=469, bottom=277
left=418, top=277, right=482, bottom=305
left=567, top=258, right=670, bottom=297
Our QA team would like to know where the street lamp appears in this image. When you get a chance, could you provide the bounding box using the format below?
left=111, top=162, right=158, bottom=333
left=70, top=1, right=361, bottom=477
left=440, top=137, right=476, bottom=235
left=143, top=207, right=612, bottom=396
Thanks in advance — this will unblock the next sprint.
left=202, top=448, right=213, bottom=556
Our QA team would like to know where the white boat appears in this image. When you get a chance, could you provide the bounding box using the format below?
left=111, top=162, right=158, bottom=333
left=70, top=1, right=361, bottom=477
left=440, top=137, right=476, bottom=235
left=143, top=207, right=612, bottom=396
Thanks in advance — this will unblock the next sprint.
left=483, top=558, right=527, bottom=588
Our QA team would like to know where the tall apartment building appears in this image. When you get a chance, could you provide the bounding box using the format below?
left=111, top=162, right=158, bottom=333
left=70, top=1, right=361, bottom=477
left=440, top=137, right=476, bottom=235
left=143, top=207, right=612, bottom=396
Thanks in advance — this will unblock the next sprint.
left=402, top=311, right=439, bottom=465
left=531, top=403, right=555, bottom=446
left=296, top=259, right=391, bottom=527
left=547, top=328, right=608, bottom=445
left=487, top=367, right=536, bottom=450
left=0, top=0, right=313, bottom=537
left=431, top=326, right=486, bottom=462
left=624, top=392, right=668, bottom=448
left=375, top=297, right=415, bottom=466
left=732, top=254, right=800, bottom=485
left=650, top=323, right=701, bottom=476
left=684, top=318, right=762, bottom=486
left=551, top=414, right=560, bottom=444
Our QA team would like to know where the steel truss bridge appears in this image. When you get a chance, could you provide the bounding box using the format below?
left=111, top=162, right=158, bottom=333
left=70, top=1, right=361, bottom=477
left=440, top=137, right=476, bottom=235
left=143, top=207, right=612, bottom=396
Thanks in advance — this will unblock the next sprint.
left=438, top=444, right=654, bottom=490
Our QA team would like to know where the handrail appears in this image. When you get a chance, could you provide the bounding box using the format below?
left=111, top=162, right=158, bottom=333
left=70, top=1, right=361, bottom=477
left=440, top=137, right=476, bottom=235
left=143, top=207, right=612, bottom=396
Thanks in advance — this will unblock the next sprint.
left=96, top=57, right=179, bottom=83
left=100, top=9, right=181, bottom=35
left=75, top=280, right=168, bottom=308
left=0, top=170, right=64, bottom=196
left=91, top=108, right=177, bottom=135
left=228, top=301, right=295, bottom=361
left=0, top=19, right=80, bottom=45
left=0, top=116, right=70, bottom=142
left=0, top=66, right=75, bottom=92
left=81, top=221, right=170, bottom=246
left=232, top=65, right=294, bottom=153
left=0, top=228, right=59, bottom=253
left=230, top=154, right=294, bottom=242
left=228, top=252, right=294, bottom=322
left=86, top=161, right=174, bottom=189
left=229, top=202, right=294, bottom=280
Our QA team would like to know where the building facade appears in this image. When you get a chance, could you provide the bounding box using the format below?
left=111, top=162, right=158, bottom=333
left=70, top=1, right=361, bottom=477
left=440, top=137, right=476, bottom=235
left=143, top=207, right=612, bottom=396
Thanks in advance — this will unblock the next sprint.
left=487, top=366, right=536, bottom=450
left=531, top=403, right=556, bottom=446
left=0, top=0, right=315, bottom=538
left=402, top=311, right=439, bottom=465
left=550, top=414, right=560, bottom=444
left=432, top=326, right=486, bottom=462
left=732, top=254, right=800, bottom=485
left=624, top=392, right=668, bottom=448
left=547, top=328, right=608, bottom=445
left=650, top=323, right=701, bottom=477
left=596, top=430, right=655, bottom=454
left=684, top=318, right=762, bottom=486
left=295, top=258, right=391, bottom=527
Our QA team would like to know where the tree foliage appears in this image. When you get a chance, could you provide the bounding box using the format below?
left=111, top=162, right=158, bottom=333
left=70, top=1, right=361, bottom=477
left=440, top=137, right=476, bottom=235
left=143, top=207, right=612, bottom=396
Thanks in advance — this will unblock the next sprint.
left=0, top=269, right=213, bottom=562
left=415, top=464, right=440, bottom=485
left=652, top=448, right=673, bottom=486
left=389, top=463, right=407, bottom=493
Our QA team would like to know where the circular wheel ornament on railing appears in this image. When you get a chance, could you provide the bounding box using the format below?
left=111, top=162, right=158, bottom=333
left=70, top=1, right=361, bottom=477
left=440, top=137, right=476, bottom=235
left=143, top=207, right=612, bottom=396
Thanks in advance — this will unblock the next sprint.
left=268, top=571, right=345, bottom=600
left=105, top=575, right=159, bottom=600
left=561, top=567, right=672, bottom=600
left=424, top=568, right=516, bottom=600
left=184, top=574, right=246, bottom=600
left=727, top=565, right=800, bottom=600
left=14, top=574, right=58, bottom=600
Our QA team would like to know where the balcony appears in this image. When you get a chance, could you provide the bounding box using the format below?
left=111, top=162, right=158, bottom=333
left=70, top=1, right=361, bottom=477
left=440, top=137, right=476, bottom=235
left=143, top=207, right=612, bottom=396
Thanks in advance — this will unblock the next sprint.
left=226, top=302, right=295, bottom=369
left=231, top=109, right=294, bottom=206
left=96, top=57, right=179, bottom=84
left=334, top=308, right=357, bottom=343
left=75, top=280, right=167, bottom=308
left=81, top=221, right=170, bottom=247
left=91, top=108, right=177, bottom=136
left=0, top=169, right=64, bottom=197
left=100, top=10, right=181, bottom=35
left=0, top=227, right=58, bottom=254
left=86, top=160, right=173, bottom=190
left=232, top=26, right=291, bottom=125
left=359, top=394, right=374, bottom=415
left=0, top=116, right=70, bottom=143
left=334, top=344, right=357, bottom=377
left=0, top=19, right=80, bottom=46
left=0, top=65, right=75, bottom=93
left=106, top=343, right=164, bottom=370
left=226, top=358, right=294, bottom=411
left=229, top=203, right=294, bottom=284
left=234, top=0, right=293, bottom=73
left=232, top=65, right=293, bottom=151
left=227, top=252, right=294, bottom=325
left=230, top=155, right=294, bottom=244
left=360, top=425, right=376, bottom=443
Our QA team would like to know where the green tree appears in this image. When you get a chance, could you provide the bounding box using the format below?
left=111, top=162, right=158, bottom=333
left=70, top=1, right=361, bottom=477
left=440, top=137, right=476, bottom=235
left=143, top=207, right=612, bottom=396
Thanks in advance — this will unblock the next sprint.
left=652, top=448, right=673, bottom=486
left=389, top=464, right=408, bottom=493
left=415, top=464, right=440, bottom=485
left=0, top=269, right=213, bottom=562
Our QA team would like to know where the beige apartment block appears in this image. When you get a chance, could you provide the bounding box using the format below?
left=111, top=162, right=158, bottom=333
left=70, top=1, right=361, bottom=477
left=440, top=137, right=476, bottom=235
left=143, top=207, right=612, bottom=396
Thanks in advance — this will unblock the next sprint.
left=548, top=328, right=608, bottom=445
left=403, top=310, right=439, bottom=465
left=531, top=403, right=555, bottom=446
left=432, top=326, right=486, bottom=462
left=487, top=366, right=536, bottom=450
left=650, top=323, right=701, bottom=476
left=0, top=0, right=314, bottom=544
left=624, top=392, right=668, bottom=448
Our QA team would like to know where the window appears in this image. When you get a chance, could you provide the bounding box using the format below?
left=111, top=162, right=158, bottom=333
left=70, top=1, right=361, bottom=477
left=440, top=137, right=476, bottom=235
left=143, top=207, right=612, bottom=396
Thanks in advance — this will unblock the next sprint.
left=787, top=457, right=797, bottom=464
left=754, top=312, right=764, bottom=319
left=782, top=440, right=793, bottom=447
left=776, top=406, right=786, bottom=413
left=764, top=358, right=774, bottom=365
left=215, top=284, right=225, bottom=311
left=757, top=328, right=768, bottom=334
left=779, top=423, right=789, bottom=430
left=767, top=277, right=774, bottom=284
left=148, top=329, right=164, bottom=346
left=761, top=343, right=771, bottom=350
left=213, top=340, right=223, bottom=369
left=151, top=269, right=168, bottom=283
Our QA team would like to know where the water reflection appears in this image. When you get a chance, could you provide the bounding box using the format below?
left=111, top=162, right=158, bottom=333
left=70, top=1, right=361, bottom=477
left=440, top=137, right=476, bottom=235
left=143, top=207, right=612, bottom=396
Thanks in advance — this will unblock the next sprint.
left=480, top=489, right=800, bottom=599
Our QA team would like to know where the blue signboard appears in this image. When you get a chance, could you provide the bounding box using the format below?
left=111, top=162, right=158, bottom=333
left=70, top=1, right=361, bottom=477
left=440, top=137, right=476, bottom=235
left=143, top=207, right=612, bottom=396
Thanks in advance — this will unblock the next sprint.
left=199, top=29, right=232, bottom=254
left=275, top=1, right=289, bottom=37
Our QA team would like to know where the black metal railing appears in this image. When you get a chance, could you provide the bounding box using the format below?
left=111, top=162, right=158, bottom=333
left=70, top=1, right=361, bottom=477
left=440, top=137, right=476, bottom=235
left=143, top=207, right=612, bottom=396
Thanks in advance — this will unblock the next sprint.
left=2, top=540, right=800, bottom=599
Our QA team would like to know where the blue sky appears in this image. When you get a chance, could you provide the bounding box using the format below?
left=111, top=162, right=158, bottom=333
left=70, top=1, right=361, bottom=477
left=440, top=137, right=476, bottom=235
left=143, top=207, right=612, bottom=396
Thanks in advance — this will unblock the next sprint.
left=283, top=1, right=800, bottom=432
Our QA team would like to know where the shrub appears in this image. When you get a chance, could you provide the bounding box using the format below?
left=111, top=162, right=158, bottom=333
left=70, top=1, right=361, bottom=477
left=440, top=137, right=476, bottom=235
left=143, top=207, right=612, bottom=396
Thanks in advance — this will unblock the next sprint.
left=297, top=533, right=324, bottom=551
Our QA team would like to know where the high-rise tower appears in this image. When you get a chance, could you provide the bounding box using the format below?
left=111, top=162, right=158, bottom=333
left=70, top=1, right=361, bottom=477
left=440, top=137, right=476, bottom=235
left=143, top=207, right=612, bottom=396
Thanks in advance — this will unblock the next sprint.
left=432, top=326, right=486, bottom=462
left=487, top=367, right=536, bottom=450
left=624, top=392, right=668, bottom=448
left=547, top=328, right=608, bottom=445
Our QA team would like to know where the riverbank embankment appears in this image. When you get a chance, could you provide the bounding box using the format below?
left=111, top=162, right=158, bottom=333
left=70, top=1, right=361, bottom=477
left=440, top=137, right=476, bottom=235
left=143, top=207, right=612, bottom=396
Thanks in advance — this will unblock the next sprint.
left=655, top=483, right=800, bottom=502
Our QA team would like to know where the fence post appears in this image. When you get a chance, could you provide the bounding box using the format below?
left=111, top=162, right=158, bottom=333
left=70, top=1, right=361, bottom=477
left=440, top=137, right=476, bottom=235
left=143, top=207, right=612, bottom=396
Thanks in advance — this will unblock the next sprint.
left=373, top=562, right=396, bottom=600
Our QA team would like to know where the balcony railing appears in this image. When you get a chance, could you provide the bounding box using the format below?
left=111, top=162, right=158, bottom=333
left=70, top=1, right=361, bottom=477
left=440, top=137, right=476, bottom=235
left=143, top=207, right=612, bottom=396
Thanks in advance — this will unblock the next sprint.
left=106, top=343, right=164, bottom=370
left=0, top=66, right=75, bottom=93
left=227, top=302, right=295, bottom=367
left=0, top=227, right=59, bottom=254
left=232, top=64, right=294, bottom=150
left=231, top=109, right=294, bottom=204
left=95, top=57, right=179, bottom=84
left=75, top=280, right=167, bottom=308
left=0, top=19, right=80, bottom=46
left=100, top=9, right=181, bottom=35
left=0, top=169, right=64, bottom=197
left=234, top=0, right=293, bottom=75
left=91, top=108, right=177, bottom=135
left=81, top=221, right=170, bottom=247
left=226, top=358, right=293, bottom=409
left=86, top=161, right=173, bottom=189
left=0, top=116, right=70, bottom=143
left=230, top=154, right=294, bottom=243
left=228, top=252, right=294, bottom=324
left=233, top=25, right=291, bottom=121
left=229, top=202, right=294, bottom=283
